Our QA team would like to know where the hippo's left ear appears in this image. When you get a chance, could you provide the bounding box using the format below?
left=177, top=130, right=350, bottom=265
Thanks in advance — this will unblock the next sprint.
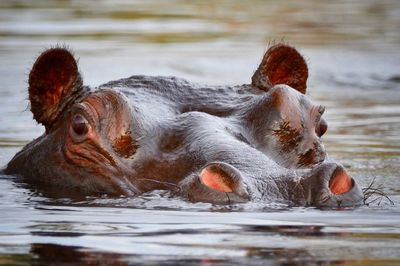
left=29, top=48, right=83, bottom=131
left=252, top=44, right=308, bottom=94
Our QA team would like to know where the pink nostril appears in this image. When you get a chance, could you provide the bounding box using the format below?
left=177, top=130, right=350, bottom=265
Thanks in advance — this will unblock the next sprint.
left=329, top=167, right=353, bottom=195
left=198, top=163, right=249, bottom=200
left=200, top=166, right=233, bottom=193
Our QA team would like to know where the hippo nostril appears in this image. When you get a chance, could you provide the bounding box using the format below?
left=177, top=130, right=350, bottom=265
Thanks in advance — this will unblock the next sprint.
left=199, top=162, right=249, bottom=199
left=329, top=167, right=354, bottom=195
left=200, top=165, right=234, bottom=193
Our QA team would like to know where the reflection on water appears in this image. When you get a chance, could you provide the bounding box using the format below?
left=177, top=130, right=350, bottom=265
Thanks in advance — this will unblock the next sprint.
left=1, top=0, right=399, bottom=48
left=0, top=0, right=399, bottom=264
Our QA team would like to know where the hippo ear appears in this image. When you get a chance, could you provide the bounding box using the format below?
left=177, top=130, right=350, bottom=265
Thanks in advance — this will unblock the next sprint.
left=29, top=48, right=83, bottom=130
left=252, top=44, right=308, bottom=94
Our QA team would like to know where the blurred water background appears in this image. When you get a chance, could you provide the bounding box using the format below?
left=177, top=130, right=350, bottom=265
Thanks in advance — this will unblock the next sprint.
left=0, top=0, right=400, bottom=265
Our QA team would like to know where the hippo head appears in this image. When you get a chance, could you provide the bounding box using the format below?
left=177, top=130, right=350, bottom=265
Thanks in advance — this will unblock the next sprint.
left=5, top=44, right=363, bottom=207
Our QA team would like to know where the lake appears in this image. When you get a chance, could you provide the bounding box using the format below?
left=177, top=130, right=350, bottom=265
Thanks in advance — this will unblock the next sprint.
left=0, top=0, right=399, bottom=265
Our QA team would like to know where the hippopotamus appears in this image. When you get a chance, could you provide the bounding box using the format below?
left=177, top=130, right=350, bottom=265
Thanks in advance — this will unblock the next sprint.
left=4, top=44, right=363, bottom=207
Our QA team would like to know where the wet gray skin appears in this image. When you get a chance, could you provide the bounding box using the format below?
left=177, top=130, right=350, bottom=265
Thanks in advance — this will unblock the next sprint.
left=4, top=44, right=363, bottom=207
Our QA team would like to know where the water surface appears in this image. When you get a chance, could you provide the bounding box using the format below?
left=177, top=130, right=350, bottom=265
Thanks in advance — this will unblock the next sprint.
left=0, top=1, right=400, bottom=265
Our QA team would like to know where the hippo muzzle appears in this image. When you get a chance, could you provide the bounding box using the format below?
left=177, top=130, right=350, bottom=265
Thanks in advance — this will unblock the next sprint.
left=179, top=162, right=364, bottom=207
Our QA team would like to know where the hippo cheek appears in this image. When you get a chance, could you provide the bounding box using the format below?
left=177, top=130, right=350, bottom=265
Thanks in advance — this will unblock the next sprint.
left=178, top=162, right=250, bottom=204
left=269, top=141, right=326, bottom=170
left=296, top=142, right=326, bottom=169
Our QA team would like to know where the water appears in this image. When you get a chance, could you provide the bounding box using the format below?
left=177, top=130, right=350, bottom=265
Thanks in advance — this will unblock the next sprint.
left=1, top=1, right=400, bottom=265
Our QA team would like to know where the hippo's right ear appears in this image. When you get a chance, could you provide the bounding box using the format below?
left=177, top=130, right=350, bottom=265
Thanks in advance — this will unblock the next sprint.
left=29, top=48, right=83, bottom=130
left=252, top=44, right=308, bottom=94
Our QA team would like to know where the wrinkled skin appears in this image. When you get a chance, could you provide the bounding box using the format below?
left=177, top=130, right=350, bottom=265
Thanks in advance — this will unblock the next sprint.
left=4, top=44, right=363, bottom=207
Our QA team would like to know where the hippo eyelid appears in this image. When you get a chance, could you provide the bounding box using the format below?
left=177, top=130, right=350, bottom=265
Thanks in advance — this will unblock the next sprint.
left=314, top=105, right=325, bottom=124
left=318, top=105, right=326, bottom=115
left=71, top=103, right=97, bottom=127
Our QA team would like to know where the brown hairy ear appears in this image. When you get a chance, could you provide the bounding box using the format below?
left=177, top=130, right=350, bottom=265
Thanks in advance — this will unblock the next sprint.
left=252, top=44, right=308, bottom=94
left=29, top=48, right=82, bottom=130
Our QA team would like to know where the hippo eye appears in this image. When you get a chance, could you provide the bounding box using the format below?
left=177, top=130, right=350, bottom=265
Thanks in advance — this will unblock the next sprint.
left=71, top=114, right=89, bottom=136
left=317, top=118, right=328, bottom=137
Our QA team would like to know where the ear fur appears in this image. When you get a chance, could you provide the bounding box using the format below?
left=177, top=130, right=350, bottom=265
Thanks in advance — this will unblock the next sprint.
left=28, top=47, right=83, bottom=130
left=252, top=44, right=308, bottom=94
